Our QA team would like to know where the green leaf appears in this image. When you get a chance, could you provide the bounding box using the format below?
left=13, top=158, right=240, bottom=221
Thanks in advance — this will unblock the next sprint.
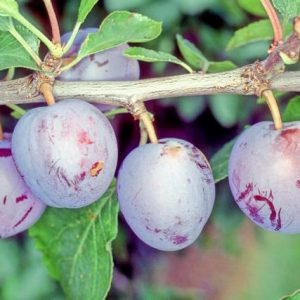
left=77, top=0, right=99, bottom=23
left=226, top=19, right=273, bottom=50
left=0, top=24, right=40, bottom=70
left=78, top=11, right=162, bottom=59
left=176, top=34, right=209, bottom=71
left=207, top=61, right=237, bottom=73
left=124, top=46, right=193, bottom=73
left=272, top=0, right=298, bottom=21
left=29, top=181, right=119, bottom=300
left=175, top=96, right=206, bottom=122
left=281, top=289, right=300, bottom=300
left=0, top=0, right=19, bottom=17
left=210, top=139, right=236, bottom=183
left=283, top=96, right=300, bottom=122
left=209, top=94, right=244, bottom=127
left=0, top=16, right=11, bottom=31
left=238, top=0, right=267, bottom=17
left=104, top=0, right=150, bottom=11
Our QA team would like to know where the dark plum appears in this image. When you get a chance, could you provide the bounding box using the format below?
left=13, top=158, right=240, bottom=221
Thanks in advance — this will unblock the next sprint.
left=117, top=138, right=215, bottom=251
left=228, top=121, right=300, bottom=233
left=12, top=99, right=118, bottom=208
left=0, top=133, right=46, bottom=238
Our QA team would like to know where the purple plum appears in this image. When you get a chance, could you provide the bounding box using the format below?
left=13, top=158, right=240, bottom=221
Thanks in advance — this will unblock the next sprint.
left=228, top=121, right=300, bottom=233
left=11, top=99, right=118, bottom=208
left=0, top=133, right=46, bottom=238
left=59, top=28, right=140, bottom=82
left=117, top=138, right=215, bottom=251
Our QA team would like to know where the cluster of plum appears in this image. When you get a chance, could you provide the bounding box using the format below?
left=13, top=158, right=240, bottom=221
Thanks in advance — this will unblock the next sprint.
left=1, top=28, right=299, bottom=252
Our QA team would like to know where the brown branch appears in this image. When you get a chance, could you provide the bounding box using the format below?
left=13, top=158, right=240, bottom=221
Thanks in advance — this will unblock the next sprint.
left=261, top=0, right=283, bottom=51
left=43, top=0, right=61, bottom=44
left=0, top=70, right=299, bottom=106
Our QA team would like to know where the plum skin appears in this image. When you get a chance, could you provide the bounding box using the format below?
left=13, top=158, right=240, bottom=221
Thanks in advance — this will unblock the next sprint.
left=117, top=139, right=215, bottom=251
left=59, top=28, right=140, bottom=82
left=0, top=133, right=46, bottom=238
left=228, top=121, right=300, bottom=233
left=12, top=99, right=118, bottom=208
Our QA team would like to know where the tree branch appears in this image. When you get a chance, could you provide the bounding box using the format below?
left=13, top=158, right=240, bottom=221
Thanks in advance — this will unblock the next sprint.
left=0, top=69, right=299, bottom=107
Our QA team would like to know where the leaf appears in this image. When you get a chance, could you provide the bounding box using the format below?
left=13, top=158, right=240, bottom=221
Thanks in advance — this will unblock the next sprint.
left=0, top=0, right=19, bottom=17
left=226, top=19, right=273, bottom=50
left=176, top=34, right=209, bottom=71
left=0, top=24, right=40, bottom=70
left=210, top=139, right=236, bottom=183
left=0, top=16, right=11, bottom=31
left=207, top=61, right=237, bottom=73
left=238, top=0, right=267, bottom=17
left=175, top=96, right=206, bottom=122
left=77, top=0, right=99, bottom=23
left=283, top=96, right=300, bottom=122
left=124, top=47, right=193, bottom=73
left=209, top=94, right=243, bottom=127
left=78, top=11, right=162, bottom=59
left=281, top=289, right=300, bottom=300
left=29, top=181, right=119, bottom=300
left=272, top=0, right=298, bottom=21
left=104, top=0, right=150, bottom=11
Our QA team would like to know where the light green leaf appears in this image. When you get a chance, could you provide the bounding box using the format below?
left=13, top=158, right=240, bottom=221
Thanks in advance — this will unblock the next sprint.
left=281, top=289, right=300, bottom=300
left=104, top=0, right=150, bottom=11
left=29, top=181, right=119, bottom=300
left=238, top=0, right=267, bottom=17
left=0, top=24, right=40, bottom=70
left=78, top=11, right=162, bottom=59
left=227, top=19, right=274, bottom=50
left=0, top=16, right=11, bottom=31
left=272, top=0, right=298, bottom=21
left=210, top=139, right=236, bottom=183
left=0, top=0, right=19, bottom=17
left=175, top=96, right=206, bottom=122
left=209, top=94, right=243, bottom=127
left=77, top=0, right=99, bottom=23
left=283, top=96, right=300, bottom=122
left=176, top=34, right=208, bottom=71
left=207, top=61, right=237, bottom=73
left=124, top=46, right=193, bottom=73
left=174, top=0, right=218, bottom=16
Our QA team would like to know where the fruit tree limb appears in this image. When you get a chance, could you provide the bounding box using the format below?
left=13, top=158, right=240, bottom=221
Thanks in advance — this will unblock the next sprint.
left=0, top=69, right=299, bottom=107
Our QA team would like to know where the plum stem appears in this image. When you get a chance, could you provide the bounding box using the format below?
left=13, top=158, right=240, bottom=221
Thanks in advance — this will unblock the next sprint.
left=139, top=111, right=158, bottom=144
left=260, top=0, right=283, bottom=53
left=39, top=83, right=56, bottom=105
left=131, top=102, right=158, bottom=144
left=43, top=0, right=61, bottom=45
left=262, top=89, right=282, bottom=130
left=139, top=120, right=149, bottom=146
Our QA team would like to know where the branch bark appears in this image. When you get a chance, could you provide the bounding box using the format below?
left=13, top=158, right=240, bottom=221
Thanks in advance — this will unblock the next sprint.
left=0, top=69, right=299, bottom=107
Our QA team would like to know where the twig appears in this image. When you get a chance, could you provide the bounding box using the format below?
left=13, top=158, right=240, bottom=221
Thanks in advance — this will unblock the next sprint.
left=261, top=0, right=283, bottom=52
left=43, top=0, right=61, bottom=44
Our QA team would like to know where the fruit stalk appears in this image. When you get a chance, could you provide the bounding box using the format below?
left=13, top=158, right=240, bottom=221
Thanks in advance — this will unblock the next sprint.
left=262, top=89, right=282, bottom=130
left=39, top=82, right=56, bottom=105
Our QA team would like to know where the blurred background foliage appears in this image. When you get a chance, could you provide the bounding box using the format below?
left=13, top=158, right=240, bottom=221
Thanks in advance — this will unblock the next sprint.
left=1, top=0, right=300, bottom=299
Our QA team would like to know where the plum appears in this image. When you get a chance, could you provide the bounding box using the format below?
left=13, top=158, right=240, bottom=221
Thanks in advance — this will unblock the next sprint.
left=11, top=99, right=118, bottom=208
left=0, top=133, right=46, bottom=238
left=228, top=121, right=300, bottom=233
left=117, top=139, right=215, bottom=251
left=59, top=28, right=140, bottom=82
